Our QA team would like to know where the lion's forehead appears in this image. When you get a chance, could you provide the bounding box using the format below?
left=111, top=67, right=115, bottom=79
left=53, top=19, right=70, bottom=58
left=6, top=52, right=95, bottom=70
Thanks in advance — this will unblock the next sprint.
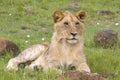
left=63, top=14, right=78, bottom=23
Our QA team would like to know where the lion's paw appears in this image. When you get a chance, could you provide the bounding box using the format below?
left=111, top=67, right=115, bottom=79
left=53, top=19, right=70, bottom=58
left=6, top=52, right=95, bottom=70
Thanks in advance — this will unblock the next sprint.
left=25, top=64, right=42, bottom=71
left=6, top=58, right=18, bottom=71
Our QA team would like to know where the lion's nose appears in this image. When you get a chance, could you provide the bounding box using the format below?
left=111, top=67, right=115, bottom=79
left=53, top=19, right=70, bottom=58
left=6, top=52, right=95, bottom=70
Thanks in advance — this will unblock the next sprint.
left=71, top=32, right=77, bottom=36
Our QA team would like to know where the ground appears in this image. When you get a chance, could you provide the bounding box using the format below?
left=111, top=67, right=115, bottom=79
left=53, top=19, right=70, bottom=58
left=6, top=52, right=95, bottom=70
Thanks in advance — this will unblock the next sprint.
left=0, top=0, right=120, bottom=80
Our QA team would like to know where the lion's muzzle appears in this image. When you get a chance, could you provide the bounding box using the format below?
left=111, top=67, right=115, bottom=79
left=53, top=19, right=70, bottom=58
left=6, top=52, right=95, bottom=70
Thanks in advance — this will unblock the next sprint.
left=67, top=32, right=78, bottom=44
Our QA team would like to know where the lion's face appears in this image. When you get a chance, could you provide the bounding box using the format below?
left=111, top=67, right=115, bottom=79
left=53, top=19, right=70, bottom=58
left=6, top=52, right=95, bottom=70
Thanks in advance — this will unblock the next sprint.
left=52, top=10, right=87, bottom=44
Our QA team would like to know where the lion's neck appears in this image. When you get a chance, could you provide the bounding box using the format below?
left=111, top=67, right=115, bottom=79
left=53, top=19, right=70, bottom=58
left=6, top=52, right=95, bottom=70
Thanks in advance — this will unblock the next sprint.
left=51, top=32, right=63, bottom=43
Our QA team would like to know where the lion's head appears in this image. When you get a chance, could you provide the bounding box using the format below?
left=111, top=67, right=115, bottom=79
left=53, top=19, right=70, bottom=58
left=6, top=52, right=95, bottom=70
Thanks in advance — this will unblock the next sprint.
left=52, top=10, right=87, bottom=44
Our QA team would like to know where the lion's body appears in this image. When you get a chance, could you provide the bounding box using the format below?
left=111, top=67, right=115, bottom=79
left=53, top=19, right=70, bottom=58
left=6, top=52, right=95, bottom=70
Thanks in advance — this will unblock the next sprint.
left=6, top=10, right=90, bottom=73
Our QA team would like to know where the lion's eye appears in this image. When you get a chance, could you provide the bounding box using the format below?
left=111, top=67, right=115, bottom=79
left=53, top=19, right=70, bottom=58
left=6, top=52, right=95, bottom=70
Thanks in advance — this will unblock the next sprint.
left=64, top=22, right=69, bottom=26
left=75, top=22, right=79, bottom=25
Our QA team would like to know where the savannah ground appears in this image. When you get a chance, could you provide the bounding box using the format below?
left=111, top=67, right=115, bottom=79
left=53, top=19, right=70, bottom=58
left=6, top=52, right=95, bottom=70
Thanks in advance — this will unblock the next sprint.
left=0, top=0, right=120, bottom=80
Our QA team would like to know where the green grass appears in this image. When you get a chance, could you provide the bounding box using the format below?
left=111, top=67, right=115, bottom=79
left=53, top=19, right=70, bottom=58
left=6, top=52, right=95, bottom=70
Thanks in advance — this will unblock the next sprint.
left=0, top=0, right=120, bottom=80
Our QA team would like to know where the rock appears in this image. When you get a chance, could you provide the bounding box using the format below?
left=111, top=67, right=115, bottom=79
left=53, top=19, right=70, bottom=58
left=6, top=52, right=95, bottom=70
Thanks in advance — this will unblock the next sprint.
left=56, top=71, right=105, bottom=80
left=69, top=0, right=80, bottom=3
left=66, top=4, right=80, bottom=10
left=61, top=4, right=81, bottom=11
left=0, top=38, right=19, bottom=55
left=95, top=10, right=113, bottom=15
left=94, top=29, right=118, bottom=48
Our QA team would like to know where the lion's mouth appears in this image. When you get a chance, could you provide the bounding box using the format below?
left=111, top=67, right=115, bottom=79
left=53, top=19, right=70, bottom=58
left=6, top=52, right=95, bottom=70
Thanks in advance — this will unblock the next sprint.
left=67, top=38, right=78, bottom=44
left=67, top=38, right=77, bottom=40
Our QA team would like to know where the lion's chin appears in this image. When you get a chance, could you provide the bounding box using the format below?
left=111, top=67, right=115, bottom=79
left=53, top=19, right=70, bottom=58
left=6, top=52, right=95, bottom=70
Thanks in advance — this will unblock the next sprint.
left=67, top=39, right=78, bottom=44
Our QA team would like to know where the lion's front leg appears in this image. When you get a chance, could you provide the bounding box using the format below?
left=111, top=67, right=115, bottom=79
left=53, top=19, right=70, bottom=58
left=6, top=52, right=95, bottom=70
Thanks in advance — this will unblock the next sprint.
left=43, top=61, right=62, bottom=73
left=25, top=55, right=45, bottom=71
left=76, top=62, right=91, bottom=73
left=6, top=44, right=47, bottom=71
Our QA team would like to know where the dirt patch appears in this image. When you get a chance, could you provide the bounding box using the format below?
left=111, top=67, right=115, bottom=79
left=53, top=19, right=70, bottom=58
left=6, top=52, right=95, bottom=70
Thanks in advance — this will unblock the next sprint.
left=56, top=71, right=104, bottom=80
left=56, top=71, right=115, bottom=80
left=0, top=38, right=19, bottom=55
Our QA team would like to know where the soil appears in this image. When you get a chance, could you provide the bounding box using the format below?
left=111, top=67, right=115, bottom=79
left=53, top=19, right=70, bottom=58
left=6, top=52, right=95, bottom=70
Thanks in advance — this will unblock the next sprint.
left=56, top=71, right=115, bottom=80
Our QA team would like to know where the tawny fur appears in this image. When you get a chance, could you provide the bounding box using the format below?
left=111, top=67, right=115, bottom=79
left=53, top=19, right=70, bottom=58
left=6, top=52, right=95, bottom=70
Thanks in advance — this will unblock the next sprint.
left=6, top=10, right=90, bottom=73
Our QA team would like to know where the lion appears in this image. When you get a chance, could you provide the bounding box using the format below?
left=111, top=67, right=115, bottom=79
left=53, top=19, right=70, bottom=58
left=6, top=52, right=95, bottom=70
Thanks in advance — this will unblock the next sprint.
left=6, top=10, right=90, bottom=73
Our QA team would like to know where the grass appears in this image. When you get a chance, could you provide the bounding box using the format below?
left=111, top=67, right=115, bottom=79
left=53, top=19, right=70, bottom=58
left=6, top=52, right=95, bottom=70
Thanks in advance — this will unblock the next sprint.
left=0, top=0, right=120, bottom=80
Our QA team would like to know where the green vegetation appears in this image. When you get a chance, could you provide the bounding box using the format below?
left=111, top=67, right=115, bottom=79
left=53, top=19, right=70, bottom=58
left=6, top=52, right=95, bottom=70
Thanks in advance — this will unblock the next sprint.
left=0, top=0, right=120, bottom=80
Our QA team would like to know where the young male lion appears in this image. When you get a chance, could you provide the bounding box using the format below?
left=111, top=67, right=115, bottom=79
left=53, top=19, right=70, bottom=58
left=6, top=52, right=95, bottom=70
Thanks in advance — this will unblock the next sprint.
left=6, top=10, right=90, bottom=73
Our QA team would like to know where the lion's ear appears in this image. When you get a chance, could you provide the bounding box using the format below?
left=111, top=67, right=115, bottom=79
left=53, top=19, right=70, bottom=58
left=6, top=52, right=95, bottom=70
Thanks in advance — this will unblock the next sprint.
left=52, top=10, right=64, bottom=23
left=76, top=10, right=87, bottom=22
